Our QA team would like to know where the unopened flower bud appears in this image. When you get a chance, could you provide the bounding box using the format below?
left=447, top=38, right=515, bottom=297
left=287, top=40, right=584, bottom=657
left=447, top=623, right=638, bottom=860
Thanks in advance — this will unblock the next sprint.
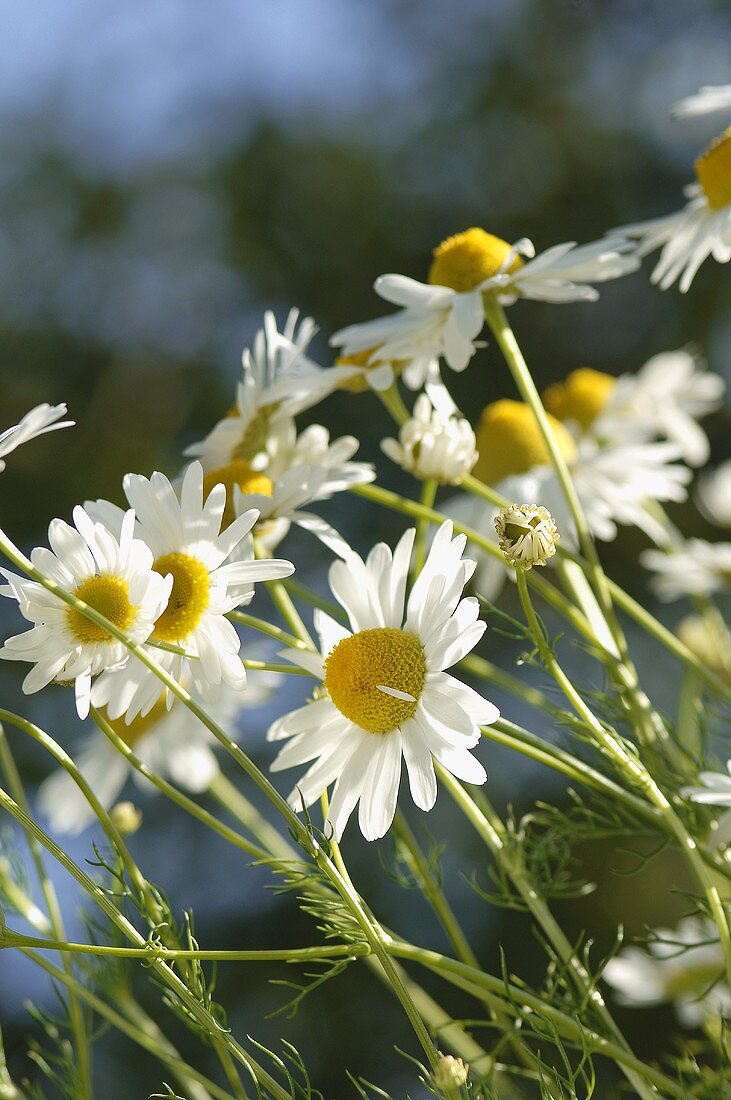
left=381, top=394, right=477, bottom=485
left=433, top=1054, right=469, bottom=1090
left=110, top=801, right=143, bottom=836
left=495, top=503, right=559, bottom=569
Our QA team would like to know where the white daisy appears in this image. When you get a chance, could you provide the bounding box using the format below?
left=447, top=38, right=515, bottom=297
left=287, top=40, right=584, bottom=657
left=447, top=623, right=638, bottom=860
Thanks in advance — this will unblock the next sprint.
left=544, top=352, right=725, bottom=466
left=186, top=308, right=356, bottom=470
left=268, top=521, right=499, bottom=842
left=0, top=403, right=74, bottom=472
left=0, top=508, right=171, bottom=718
left=381, top=393, right=478, bottom=485
left=604, top=918, right=731, bottom=1027
left=672, top=85, right=731, bottom=119
left=641, top=540, right=731, bottom=601
left=37, top=675, right=276, bottom=835
left=697, top=460, right=731, bottom=528
left=194, top=420, right=374, bottom=557
left=617, top=126, right=731, bottom=291
left=330, top=228, right=638, bottom=383
left=87, top=461, right=294, bottom=721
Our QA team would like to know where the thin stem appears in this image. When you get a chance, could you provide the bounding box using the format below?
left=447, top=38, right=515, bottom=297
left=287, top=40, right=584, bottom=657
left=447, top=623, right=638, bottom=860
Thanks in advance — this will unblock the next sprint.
left=227, top=610, right=310, bottom=651
left=377, top=383, right=411, bottom=426
left=253, top=538, right=314, bottom=647
left=413, top=478, right=438, bottom=574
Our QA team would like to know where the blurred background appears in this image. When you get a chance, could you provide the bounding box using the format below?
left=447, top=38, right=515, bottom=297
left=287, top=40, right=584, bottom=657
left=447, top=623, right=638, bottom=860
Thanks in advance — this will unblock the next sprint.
left=1, top=0, right=730, bottom=1096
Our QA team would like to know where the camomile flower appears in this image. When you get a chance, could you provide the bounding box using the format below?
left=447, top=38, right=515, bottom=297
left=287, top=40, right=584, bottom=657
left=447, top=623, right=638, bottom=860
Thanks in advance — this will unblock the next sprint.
left=0, top=509, right=171, bottom=718
left=604, top=918, right=731, bottom=1026
left=642, top=540, right=731, bottom=601
left=88, top=462, right=294, bottom=721
left=617, top=126, right=731, bottom=291
left=0, top=403, right=74, bottom=472
left=186, top=309, right=356, bottom=470
left=381, top=393, right=478, bottom=485
left=333, top=346, right=444, bottom=395
left=697, top=460, right=731, bottom=527
left=544, top=351, right=724, bottom=466
left=268, top=521, right=499, bottom=842
left=672, top=85, right=731, bottom=119
left=196, top=421, right=374, bottom=557
left=37, top=675, right=275, bottom=835
left=330, top=228, right=639, bottom=380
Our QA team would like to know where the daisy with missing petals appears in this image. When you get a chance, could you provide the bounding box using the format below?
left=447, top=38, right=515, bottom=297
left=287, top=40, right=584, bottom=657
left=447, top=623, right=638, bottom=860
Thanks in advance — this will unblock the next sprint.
left=672, top=85, right=731, bottom=119
left=0, top=403, right=74, bottom=472
left=268, top=521, right=499, bottom=842
left=38, top=675, right=275, bottom=835
left=697, top=460, right=731, bottom=528
left=604, top=918, right=731, bottom=1026
left=331, top=228, right=638, bottom=381
left=186, top=309, right=357, bottom=470
left=381, top=394, right=477, bottom=485
left=617, top=125, right=731, bottom=291
left=544, top=351, right=725, bottom=466
left=0, top=509, right=171, bottom=717
left=88, top=461, right=294, bottom=721
left=641, top=540, right=731, bottom=601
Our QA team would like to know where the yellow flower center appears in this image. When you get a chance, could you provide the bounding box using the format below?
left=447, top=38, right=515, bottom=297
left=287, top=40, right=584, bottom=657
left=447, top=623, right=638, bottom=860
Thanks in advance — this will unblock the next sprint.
left=335, top=348, right=383, bottom=394
left=203, top=460, right=275, bottom=530
left=324, top=627, right=426, bottom=735
left=152, top=552, right=210, bottom=643
left=105, top=696, right=169, bottom=747
left=66, top=575, right=135, bottom=645
left=473, top=399, right=577, bottom=485
left=543, top=368, right=616, bottom=431
left=230, top=401, right=281, bottom=463
left=696, top=127, right=731, bottom=211
left=428, top=228, right=523, bottom=292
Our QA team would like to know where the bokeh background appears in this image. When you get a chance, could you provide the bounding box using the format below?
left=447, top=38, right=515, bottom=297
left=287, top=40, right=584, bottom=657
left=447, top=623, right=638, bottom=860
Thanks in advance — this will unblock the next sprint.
left=1, top=1, right=731, bottom=1096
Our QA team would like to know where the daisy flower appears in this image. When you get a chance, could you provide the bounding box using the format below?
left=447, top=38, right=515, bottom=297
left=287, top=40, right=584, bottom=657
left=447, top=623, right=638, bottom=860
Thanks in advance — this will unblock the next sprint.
left=330, top=228, right=638, bottom=382
left=641, top=540, right=731, bottom=601
left=381, top=393, right=478, bottom=485
left=268, top=521, right=499, bottom=842
left=544, top=351, right=725, bottom=466
left=37, top=675, right=276, bottom=835
left=195, top=420, right=374, bottom=557
left=617, top=126, right=731, bottom=291
left=697, top=460, right=731, bottom=527
left=186, top=308, right=356, bottom=470
left=88, top=461, right=294, bottom=721
left=0, top=403, right=74, bottom=473
left=672, top=85, right=731, bottom=119
left=0, top=508, right=171, bottom=718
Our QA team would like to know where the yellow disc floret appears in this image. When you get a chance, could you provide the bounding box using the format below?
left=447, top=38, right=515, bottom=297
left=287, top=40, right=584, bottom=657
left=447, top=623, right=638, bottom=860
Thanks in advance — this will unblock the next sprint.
left=335, top=348, right=382, bottom=394
left=106, top=695, right=169, bottom=747
left=203, top=460, right=275, bottom=530
left=324, top=627, right=426, bottom=735
left=428, top=228, right=523, bottom=292
left=231, top=402, right=281, bottom=463
left=696, top=127, right=731, bottom=211
left=152, top=552, right=210, bottom=642
left=66, top=575, right=135, bottom=645
left=543, top=368, right=616, bottom=432
left=473, top=399, right=577, bottom=485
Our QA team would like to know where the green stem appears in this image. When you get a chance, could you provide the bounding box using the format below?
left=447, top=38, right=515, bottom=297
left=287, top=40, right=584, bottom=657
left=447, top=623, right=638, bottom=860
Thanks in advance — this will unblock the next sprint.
left=414, top=478, right=438, bottom=574
left=377, top=383, right=411, bottom=426
left=227, top=610, right=310, bottom=651
left=253, top=538, right=314, bottom=647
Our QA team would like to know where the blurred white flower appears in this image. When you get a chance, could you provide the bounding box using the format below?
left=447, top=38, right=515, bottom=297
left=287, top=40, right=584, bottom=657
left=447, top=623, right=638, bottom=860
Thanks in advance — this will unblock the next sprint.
left=672, top=85, right=731, bottom=119
left=381, top=394, right=477, bottom=485
left=604, top=918, right=731, bottom=1026
left=269, top=522, right=497, bottom=841
left=0, top=403, right=74, bottom=473
left=697, top=460, right=731, bottom=528
left=683, top=760, right=731, bottom=808
left=642, top=540, right=731, bottom=600
left=677, top=613, right=731, bottom=685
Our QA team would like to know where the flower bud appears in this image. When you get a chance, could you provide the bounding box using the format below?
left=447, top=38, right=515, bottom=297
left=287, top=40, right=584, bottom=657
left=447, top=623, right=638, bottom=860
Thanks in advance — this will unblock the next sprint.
left=494, top=503, right=559, bottom=569
left=110, top=801, right=143, bottom=836
left=381, top=394, right=477, bottom=485
left=433, top=1054, right=469, bottom=1090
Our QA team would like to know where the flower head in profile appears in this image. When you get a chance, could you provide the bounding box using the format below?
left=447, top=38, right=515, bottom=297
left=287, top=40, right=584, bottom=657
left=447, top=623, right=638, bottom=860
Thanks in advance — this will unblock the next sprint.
left=88, top=462, right=294, bottom=721
left=642, top=540, right=731, bottom=601
left=672, top=85, right=731, bottom=119
left=186, top=309, right=356, bottom=470
left=381, top=394, right=477, bottom=485
left=604, top=918, right=731, bottom=1026
left=494, top=504, right=559, bottom=569
left=617, top=125, right=731, bottom=291
left=697, top=460, right=731, bottom=528
left=331, top=228, right=638, bottom=382
left=0, top=509, right=171, bottom=718
left=268, top=521, right=498, bottom=841
left=0, top=403, right=74, bottom=473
